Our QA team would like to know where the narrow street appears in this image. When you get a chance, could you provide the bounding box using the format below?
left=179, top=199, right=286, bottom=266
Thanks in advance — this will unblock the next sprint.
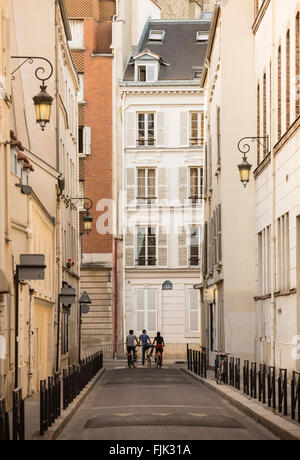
left=58, top=365, right=277, bottom=441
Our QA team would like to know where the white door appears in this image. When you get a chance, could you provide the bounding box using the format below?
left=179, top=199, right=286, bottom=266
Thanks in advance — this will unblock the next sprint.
left=135, top=288, right=158, bottom=335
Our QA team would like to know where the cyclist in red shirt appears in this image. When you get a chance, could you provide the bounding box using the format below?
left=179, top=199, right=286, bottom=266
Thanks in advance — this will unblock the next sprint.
left=152, top=332, right=165, bottom=361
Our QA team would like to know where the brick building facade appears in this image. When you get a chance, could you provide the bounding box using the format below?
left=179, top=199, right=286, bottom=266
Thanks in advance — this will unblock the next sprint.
left=65, top=0, right=116, bottom=349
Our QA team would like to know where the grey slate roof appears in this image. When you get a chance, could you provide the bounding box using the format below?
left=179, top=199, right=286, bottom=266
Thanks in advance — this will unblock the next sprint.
left=123, top=20, right=211, bottom=82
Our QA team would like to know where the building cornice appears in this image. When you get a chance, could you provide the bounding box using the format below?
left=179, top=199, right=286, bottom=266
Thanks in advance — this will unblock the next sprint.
left=252, top=0, right=271, bottom=35
left=119, top=85, right=203, bottom=96
left=254, top=116, right=300, bottom=179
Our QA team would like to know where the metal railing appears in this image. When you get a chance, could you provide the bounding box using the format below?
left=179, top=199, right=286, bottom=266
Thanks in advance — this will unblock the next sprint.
left=12, top=388, right=25, bottom=441
left=187, top=345, right=207, bottom=379
left=83, top=343, right=126, bottom=360
left=186, top=350, right=300, bottom=427
left=0, top=397, right=10, bottom=440
left=40, top=351, right=103, bottom=436
left=40, top=372, right=61, bottom=436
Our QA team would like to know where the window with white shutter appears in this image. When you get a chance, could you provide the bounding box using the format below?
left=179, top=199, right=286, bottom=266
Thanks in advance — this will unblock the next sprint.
left=190, top=112, right=204, bottom=147
left=135, top=289, right=157, bottom=333
left=84, top=126, right=91, bottom=155
left=137, top=113, right=155, bottom=147
left=126, top=112, right=136, bottom=148
left=125, top=229, right=135, bottom=267
left=187, top=289, right=200, bottom=334
left=158, top=227, right=168, bottom=267
left=78, top=74, right=84, bottom=102
left=178, top=227, right=188, bottom=267
left=69, top=20, right=84, bottom=49
left=180, top=112, right=189, bottom=146
left=189, top=167, right=203, bottom=204
left=156, top=112, right=165, bottom=147
left=136, top=227, right=157, bottom=267
left=158, top=168, right=167, bottom=202
left=126, top=168, right=135, bottom=206
left=189, top=226, right=200, bottom=267
left=179, top=167, right=187, bottom=203
left=137, top=168, right=156, bottom=205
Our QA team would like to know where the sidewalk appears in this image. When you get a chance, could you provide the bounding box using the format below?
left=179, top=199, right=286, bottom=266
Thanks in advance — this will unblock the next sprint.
left=7, top=367, right=106, bottom=440
left=182, top=367, right=300, bottom=440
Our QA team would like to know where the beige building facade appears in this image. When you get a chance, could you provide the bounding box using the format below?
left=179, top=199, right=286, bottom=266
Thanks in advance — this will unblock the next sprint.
left=0, top=0, right=80, bottom=405
left=201, top=0, right=257, bottom=366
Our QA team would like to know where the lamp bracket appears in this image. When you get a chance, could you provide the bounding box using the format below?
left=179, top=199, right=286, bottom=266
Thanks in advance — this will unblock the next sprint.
left=238, top=136, right=269, bottom=159
left=69, top=197, right=93, bottom=211
left=11, top=56, right=54, bottom=84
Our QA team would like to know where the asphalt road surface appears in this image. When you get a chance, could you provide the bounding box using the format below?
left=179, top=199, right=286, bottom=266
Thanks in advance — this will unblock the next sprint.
left=57, top=364, right=277, bottom=441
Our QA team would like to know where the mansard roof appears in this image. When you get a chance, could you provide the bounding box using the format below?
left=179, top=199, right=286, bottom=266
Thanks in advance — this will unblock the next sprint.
left=123, top=19, right=211, bottom=82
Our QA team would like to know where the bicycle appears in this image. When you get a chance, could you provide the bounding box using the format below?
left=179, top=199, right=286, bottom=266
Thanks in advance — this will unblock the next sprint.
left=215, top=352, right=229, bottom=384
left=127, top=346, right=138, bottom=368
left=156, top=348, right=163, bottom=369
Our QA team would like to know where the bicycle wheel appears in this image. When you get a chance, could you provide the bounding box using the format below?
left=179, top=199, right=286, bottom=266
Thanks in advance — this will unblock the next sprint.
left=156, top=353, right=162, bottom=369
left=147, top=355, right=151, bottom=368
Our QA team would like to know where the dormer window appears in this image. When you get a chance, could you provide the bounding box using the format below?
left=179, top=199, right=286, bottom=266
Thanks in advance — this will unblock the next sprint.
left=149, top=30, right=165, bottom=42
left=136, top=63, right=156, bottom=82
left=196, top=31, right=209, bottom=43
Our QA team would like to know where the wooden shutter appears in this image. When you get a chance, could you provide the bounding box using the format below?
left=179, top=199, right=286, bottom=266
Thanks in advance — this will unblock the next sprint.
left=180, top=112, right=189, bottom=146
left=147, top=289, right=157, bottom=332
left=217, top=204, right=222, bottom=264
left=126, top=112, right=135, bottom=148
left=178, top=227, right=188, bottom=267
left=202, top=222, right=208, bottom=276
left=125, top=229, right=135, bottom=267
left=189, top=289, right=200, bottom=333
left=179, top=167, right=187, bottom=203
left=158, top=227, right=168, bottom=267
left=156, top=112, right=165, bottom=147
left=136, top=289, right=145, bottom=331
left=84, top=126, right=91, bottom=155
left=158, top=168, right=167, bottom=202
left=126, top=168, right=135, bottom=205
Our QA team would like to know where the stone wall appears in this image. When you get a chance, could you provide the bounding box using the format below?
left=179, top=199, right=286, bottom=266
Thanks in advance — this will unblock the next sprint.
left=152, top=0, right=215, bottom=19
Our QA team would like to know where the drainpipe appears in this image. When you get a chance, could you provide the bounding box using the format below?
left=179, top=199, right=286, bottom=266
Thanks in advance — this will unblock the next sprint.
left=114, top=237, right=118, bottom=355
left=270, top=0, right=276, bottom=367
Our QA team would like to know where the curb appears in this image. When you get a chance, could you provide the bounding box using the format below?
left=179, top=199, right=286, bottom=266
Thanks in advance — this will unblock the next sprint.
left=32, top=367, right=106, bottom=440
left=181, top=368, right=300, bottom=441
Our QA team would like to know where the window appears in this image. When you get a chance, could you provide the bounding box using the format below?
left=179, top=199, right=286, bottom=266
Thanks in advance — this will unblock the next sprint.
left=135, top=289, right=157, bottom=333
left=190, top=112, right=204, bottom=147
left=187, top=289, right=200, bottom=334
left=137, top=168, right=156, bottom=204
left=10, top=149, right=17, bottom=174
left=257, top=82, right=261, bottom=164
left=79, top=180, right=85, bottom=210
left=136, top=227, right=156, bottom=266
left=78, top=74, right=84, bottom=103
left=78, top=127, right=84, bottom=154
left=61, top=309, right=69, bottom=355
left=258, top=225, right=271, bottom=295
left=286, top=30, right=291, bottom=130
left=137, top=113, right=155, bottom=147
left=278, top=46, right=282, bottom=140
left=149, top=30, right=165, bottom=42
left=196, top=31, right=209, bottom=42
left=277, top=213, right=290, bottom=292
left=189, top=167, right=203, bottom=203
left=137, top=64, right=156, bottom=82
left=68, top=20, right=84, bottom=49
left=296, top=13, right=300, bottom=118
left=263, top=72, right=267, bottom=155
left=189, top=226, right=200, bottom=267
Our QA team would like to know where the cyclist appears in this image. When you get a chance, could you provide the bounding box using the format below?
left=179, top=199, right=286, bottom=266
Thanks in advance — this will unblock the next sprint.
left=139, top=329, right=152, bottom=366
left=152, top=332, right=165, bottom=363
left=126, top=330, right=139, bottom=365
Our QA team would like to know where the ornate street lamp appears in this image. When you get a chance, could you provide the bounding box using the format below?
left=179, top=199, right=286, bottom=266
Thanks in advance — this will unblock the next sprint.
left=78, top=291, right=92, bottom=363
left=32, top=84, right=53, bottom=131
left=237, top=136, right=269, bottom=188
left=69, top=197, right=93, bottom=235
left=11, top=56, right=54, bottom=131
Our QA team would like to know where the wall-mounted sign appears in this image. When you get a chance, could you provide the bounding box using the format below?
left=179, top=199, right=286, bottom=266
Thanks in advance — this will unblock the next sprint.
left=162, top=280, right=173, bottom=291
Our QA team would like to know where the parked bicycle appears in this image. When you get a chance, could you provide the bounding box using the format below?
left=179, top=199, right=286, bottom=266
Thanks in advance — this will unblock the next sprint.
left=215, top=352, right=229, bottom=384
